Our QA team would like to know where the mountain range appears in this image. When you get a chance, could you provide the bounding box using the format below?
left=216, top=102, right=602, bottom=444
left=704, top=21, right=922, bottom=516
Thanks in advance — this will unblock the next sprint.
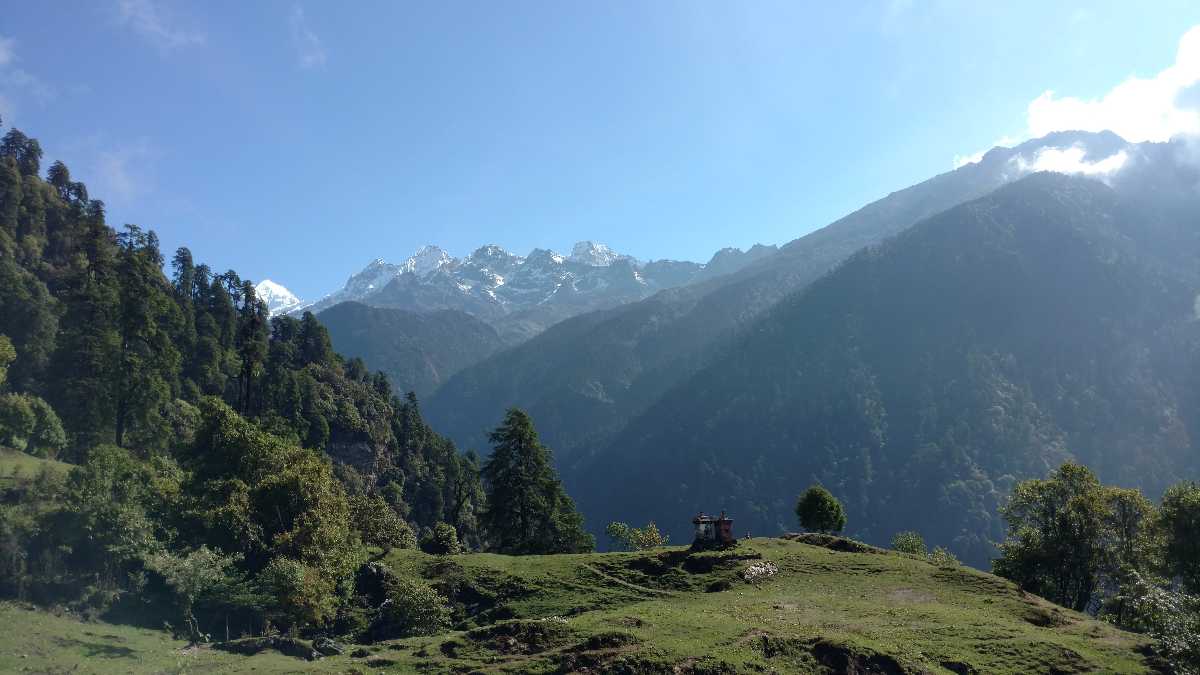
left=271, top=240, right=777, bottom=342
left=252, top=129, right=1200, bottom=565
left=419, top=130, right=1200, bottom=564
left=424, top=131, right=1140, bottom=456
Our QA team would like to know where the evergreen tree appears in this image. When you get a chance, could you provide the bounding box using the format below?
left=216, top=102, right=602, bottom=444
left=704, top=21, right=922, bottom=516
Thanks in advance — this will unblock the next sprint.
left=480, top=408, right=593, bottom=554
left=234, top=281, right=268, bottom=415
left=113, top=226, right=180, bottom=450
left=795, top=484, right=847, bottom=534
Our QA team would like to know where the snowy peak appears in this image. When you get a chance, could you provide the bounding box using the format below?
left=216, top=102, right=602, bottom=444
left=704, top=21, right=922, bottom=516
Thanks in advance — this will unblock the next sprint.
left=400, top=245, right=453, bottom=277
left=570, top=241, right=624, bottom=267
left=255, top=279, right=302, bottom=316
left=292, top=240, right=717, bottom=339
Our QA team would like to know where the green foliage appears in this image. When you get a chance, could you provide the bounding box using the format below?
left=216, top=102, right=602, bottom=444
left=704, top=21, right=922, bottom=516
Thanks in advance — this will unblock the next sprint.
left=112, top=225, right=181, bottom=450
left=605, top=522, right=630, bottom=550
left=480, top=408, right=594, bottom=555
left=258, top=556, right=338, bottom=629
left=420, top=522, right=462, bottom=555
left=0, top=393, right=66, bottom=457
left=352, top=493, right=415, bottom=554
left=928, top=546, right=960, bottom=567
left=0, top=334, right=13, bottom=387
left=795, top=485, right=846, bottom=534
left=1160, top=481, right=1200, bottom=595
left=182, top=399, right=362, bottom=629
left=145, top=546, right=248, bottom=642
left=993, top=463, right=1159, bottom=612
left=1104, top=569, right=1200, bottom=674
left=374, top=575, right=451, bottom=638
left=891, top=531, right=926, bottom=556
left=606, top=521, right=668, bottom=551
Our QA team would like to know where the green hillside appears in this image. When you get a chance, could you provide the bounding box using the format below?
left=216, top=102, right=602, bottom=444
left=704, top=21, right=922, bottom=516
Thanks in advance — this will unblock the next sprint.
left=0, top=447, right=69, bottom=487
left=0, top=537, right=1158, bottom=674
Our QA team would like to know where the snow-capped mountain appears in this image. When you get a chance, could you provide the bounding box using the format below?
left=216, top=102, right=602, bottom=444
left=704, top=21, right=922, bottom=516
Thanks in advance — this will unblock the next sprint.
left=255, top=279, right=303, bottom=316
left=398, top=245, right=454, bottom=277
left=293, top=241, right=776, bottom=341
left=569, top=241, right=627, bottom=267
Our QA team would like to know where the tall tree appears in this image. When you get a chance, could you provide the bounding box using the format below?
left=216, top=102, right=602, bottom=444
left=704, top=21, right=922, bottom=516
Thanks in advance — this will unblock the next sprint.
left=235, top=281, right=268, bottom=415
left=480, top=408, right=593, bottom=554
left=113, top=225, right=180, bottom=449
left=1160, top=481, right=1200, bottom=594
left=993, top=463, right=1118, bottom=612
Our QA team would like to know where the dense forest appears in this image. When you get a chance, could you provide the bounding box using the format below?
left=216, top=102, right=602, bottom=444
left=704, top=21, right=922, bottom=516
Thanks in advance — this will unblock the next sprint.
left=318, top=302, right=505, bottom=398
left=424, top=132, right=1134, bottom=471
left=0, top=122, right=590, bottom=639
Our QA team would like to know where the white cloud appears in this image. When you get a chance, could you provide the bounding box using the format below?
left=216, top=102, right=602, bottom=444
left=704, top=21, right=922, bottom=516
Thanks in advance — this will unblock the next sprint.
left=116, top=0, right=205, bottom=50
left=0, top=35, right=56, bottom=122
left=0, top=37, right=14, bottom=67
left=1014, top=145, right=1129, bottom=177
left=92, top=138, right=157, bottom=202
left=48, top=135, right=160, bottom=205
left=289, top=6, right=327, bottom=70
left=955, top=24, right=1200, bottom=166
left=953, top=134, right=1021, bottom=168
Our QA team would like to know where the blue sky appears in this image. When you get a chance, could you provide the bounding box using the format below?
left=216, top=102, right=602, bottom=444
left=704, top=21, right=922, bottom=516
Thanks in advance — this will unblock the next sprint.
left=1, top=1, right=1198, bottom=300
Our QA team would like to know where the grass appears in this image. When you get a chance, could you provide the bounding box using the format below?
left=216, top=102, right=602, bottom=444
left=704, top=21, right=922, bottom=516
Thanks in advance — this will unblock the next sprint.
left=0, top=536, right=1160, bottom=673
left=0, top=447, right=70, bottom=488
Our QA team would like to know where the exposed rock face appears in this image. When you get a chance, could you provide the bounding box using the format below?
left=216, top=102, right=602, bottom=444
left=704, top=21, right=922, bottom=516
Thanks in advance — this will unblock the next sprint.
left=289, top=241, right=774, bottom=340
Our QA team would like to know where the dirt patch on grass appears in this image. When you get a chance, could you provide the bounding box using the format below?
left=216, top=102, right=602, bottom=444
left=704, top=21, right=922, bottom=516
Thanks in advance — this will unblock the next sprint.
left=887, top=588, right=934, bottom=604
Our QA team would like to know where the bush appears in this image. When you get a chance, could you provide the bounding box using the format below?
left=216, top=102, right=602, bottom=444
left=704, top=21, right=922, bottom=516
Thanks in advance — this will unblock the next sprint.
left=353, top=494, right=415, bottom=554
left=891, top=531, right=927, bottom=556
left=928, top=546, right=960, bottom=567
left=1105, top=570, right=1200, bottom=673
left=259, top=556, right=339, bottom=630
left=795, top=485, right=846, bottom=534
left=371, top=576, right=451, bottom=639
left=605, top=521, right=669, bottom=551
left=420, top=522, right=462, bottom=555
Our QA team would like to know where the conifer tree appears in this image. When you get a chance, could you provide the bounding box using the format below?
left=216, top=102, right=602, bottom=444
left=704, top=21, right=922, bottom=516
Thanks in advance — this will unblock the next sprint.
left=480, top=408, right=593, bottom=554
left=113, top=225, right=180, bottom=449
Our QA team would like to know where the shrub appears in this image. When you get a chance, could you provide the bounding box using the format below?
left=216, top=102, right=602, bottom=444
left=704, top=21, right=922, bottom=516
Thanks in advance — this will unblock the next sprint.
left=795, top=485, right=846, bottom=534
left=259, top=556, right=339, bottom=630
left=1105, top=570, right=1200, bottom=673
left=928, top=546, right=960, bottom=567
left=605, top=521, right=669, bottom=551
left=605, top=522, right=631, bottom=550
left=420, top=522, right=462, bottom=555
left=372, top=576, right=451, bottom=639
left=891, top=531, right=927, bottom=557
left=353, top=494, right=416, bottom=554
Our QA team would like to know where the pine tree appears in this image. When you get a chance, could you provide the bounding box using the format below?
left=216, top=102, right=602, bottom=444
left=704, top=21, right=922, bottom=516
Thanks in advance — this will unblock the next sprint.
left=234, top=280, right=268, bottom=415
left=480, top=408, right=594, bottom=554
left=112, top=225, right=181, bottom=450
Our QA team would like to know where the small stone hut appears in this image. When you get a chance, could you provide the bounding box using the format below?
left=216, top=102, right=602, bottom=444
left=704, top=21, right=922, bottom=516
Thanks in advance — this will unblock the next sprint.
left=692, top=511, right=735, bottom=548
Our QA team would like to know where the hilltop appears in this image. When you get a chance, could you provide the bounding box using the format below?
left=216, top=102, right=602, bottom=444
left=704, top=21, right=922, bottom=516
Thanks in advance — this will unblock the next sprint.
left=0, top=537, right=1158, bottom=674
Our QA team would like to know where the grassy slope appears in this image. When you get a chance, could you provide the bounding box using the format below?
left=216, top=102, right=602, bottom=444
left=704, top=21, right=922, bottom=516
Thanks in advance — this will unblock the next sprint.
left=0, top=448, right=70, bottom=488
left=0, top=538, right=1157, bottom=674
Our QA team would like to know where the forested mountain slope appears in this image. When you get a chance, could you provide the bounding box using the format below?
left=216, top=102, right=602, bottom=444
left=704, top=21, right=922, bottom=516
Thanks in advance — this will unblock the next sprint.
left=0, top=123, right=484, bottom=543
left=425, top=131, right=1133, bottom=459
left=575, top=171, right=1200, bottom=567
left=319, top=302, right=505, bottom=398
